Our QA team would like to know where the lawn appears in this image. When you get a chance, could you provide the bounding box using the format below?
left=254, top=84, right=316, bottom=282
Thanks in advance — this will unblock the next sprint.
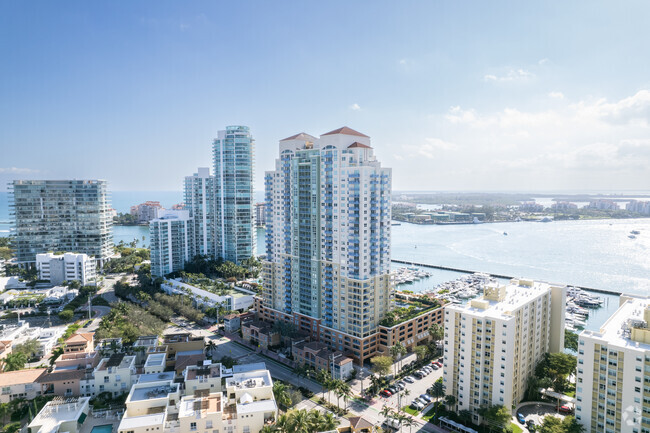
left=422, top=407, right=437, bottom=422
left=511, top=422, right=523, bottom=433
left=403, top=406, right=420, bottom=416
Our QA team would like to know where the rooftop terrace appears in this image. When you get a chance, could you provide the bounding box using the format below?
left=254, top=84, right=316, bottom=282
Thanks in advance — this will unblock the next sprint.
left=226, top=370, right=272, bottom=390
left=130, top=383, right=177, bottom=402
left=583, top=295, right=650, bottom=350
left=29, top=397, right=90, bottom=433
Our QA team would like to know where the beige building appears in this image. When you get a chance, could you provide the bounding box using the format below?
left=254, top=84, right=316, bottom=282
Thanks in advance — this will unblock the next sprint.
left=443, top=279, right=566, bottom=423
left=0, top=368, right=46, bottom=403
left=95, top=354, right=136, bottom=397
left=575, top=295, right=650, bottom=433
left=117, top=379, right=181, bottom=433
left=183, top=361, right=223, bottom=396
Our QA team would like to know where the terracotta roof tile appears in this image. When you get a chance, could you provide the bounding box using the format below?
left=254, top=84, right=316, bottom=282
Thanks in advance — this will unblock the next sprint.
left=321, top=126, right=369, bottom=138
left=36, top=369, right=86, bottom=383
left=348, top=416, right=374, bottom=430
left=348, top=142, right=371, bottom=149
left=0, top=368, right=47, bottom=386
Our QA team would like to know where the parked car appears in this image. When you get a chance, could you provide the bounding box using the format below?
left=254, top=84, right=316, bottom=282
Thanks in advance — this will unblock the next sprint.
left=388, top=386, right=398, bottom=394
left=383, top=418, right=402, bottom=431
left=395, top=383, right=405, bottom=391
left=434, top=361, right=443, bottom=367
left=517, top=413, right=526, bottom=424
left=404, top=376, right=415, bottom=383
left=410, top=401, right=424, bottom=410
left=431, top=364, right=439, bottom=370
left=413, top=372, right=423, bottom=379
left=380, top=389, right=392, bottom=397
left=559, top=405, right=573, bottom=414
left=420, top=394, right=432, bottom=402
left=527, top=420, right=537, bottom=432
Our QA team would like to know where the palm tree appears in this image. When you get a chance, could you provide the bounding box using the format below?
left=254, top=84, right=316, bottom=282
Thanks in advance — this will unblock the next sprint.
left=402, top=415, right=416, bottom=433
left=338, top=381, right=351, bottom=411
left=319, top=412, right=338, bottom=431
left=3, top=352, right=27, bottom=371
left=287, top=409, right=312, bottom=433
left=0, top=402, right=10, bottom=424
left=389, top=344, right=402, bottom=376
left=444, top=394, right=456, bottom=411
left=428, top=324, right=444, bottom=356
left=315, top=369, right=331, bottom=400
left=381, top=405, right=394, bottom=422
left=273, top=382, right=291, bottom=411
left=48, top=347, right=64, bottom=367
left=429, top=380, right=445, bottom=405
left=205, top=340, right=217, bottom=359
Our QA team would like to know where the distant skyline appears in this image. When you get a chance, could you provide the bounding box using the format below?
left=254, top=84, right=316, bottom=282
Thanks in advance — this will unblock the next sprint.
left=2, top=1, right=650, bottom=192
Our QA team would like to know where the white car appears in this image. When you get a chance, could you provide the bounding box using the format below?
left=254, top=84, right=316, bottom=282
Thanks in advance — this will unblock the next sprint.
left=404, top=376, right=415, bottom=383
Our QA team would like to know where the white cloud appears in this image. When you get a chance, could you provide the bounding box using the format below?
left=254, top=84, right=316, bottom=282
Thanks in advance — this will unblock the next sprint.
left=349, top=103, right=361, bottom=111
left=549, top=91, right=565, bottom=100
left=538, top=58, right=550, bottom=65
left=397, top=89, right=650, bottom=190
left=0, top=167, right=39, bottom=174
left=399, top=59, right=407, bottom=65
left=483, top=68, right=534, bottom=82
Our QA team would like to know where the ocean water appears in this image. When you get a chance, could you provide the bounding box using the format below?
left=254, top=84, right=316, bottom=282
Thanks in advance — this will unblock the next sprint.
left=2, top=191, right=649, bottom=297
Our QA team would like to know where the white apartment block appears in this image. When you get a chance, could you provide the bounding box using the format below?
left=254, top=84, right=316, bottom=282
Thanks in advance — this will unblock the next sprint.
left=144, top=353, right=166, bottom=374
left=575, top=295, right=650, bottom=433
left=36, top=252, right=97, bottom=286
left=95, top=354, right=137, bottom=397
left=183, top=361, right=223, bottom=396
left=184, top=167, right=215, bottom=257
left=0, top=368, right=46, bottom=403
left=149, top=210, right=193, bottom=277
left=117, top=364, right=277, bottom=433
left=28, top=397, right=91, bottom=433
left=161, top=279, right=255, bottom=311
left=443, top=279, right=566, bottom=422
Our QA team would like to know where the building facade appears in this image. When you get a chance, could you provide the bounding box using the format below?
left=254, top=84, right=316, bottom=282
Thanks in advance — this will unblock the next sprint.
left=10, top=180, right=113, bottom=265
left=130, top=201, right=163, bottom=224
left=443, top=279, right=566, bottom=423
left=261, top=127, right=392, bottom=364
left=36, top=252, right=96, bottom=286
left=213, top=125, right=255, bottom=263
left=184, top=167, right=215, bottom=257
left=149, top=210, right=193, bottom=277
left=575, top=295, right=650, bottom=433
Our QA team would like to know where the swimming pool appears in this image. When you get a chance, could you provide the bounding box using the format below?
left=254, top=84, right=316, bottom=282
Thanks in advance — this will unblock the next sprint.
left=90, top=425, right=113, bottom=433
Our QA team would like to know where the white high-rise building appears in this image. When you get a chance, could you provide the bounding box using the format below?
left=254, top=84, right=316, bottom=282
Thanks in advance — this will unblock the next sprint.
left=213, top=126, right=255, bottom=264
left=10, top=180, right=113, bottom=265
left=184, top=167, right=215, bottom=257
left=149, top=210, right=193, bottom=277
left=261, top=127, right=392, bottom=364
left=575, top=295, right=650, bottom=433
left=36, top=252, right=96, bottom=286
left=443, top=279, right=566, bottom=422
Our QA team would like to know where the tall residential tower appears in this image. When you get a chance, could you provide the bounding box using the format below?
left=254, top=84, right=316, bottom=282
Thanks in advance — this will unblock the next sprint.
left=10, top=180, right=113, bottom=265
left=213, top=125, right=255, bottom=264
left=260, top=127, right=392, bottom=364
left=443, top=279, right=566, bottom=423
left=184, top=167, right=215, bottom=258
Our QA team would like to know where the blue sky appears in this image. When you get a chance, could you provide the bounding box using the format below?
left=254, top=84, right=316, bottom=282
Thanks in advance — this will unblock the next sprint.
left=1, top=1, right=650, bottom=192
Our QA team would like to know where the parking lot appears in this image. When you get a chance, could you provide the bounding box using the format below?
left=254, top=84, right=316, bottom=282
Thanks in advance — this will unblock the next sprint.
left=375, top=361, right=444, bottom=413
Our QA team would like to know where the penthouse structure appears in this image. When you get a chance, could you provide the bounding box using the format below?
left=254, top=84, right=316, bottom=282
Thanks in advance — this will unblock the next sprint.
left=10, top=180, right=113, bottom=265
left=28, top=397, right=90, bottom=433
left=575, top=295, right=650, bottom=433
left=149, top=210, right=193, bottom=277
left=213, top=126, right=255, bottom=263
left=443, top=279, right=566, bottom=423
left=261, top=127, right=392, bottom=364
left=36, top=252, right=96, bottom=286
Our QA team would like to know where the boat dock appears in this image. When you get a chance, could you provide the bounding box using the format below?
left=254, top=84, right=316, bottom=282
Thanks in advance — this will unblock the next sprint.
left=391, top=259, right=623, bottom=296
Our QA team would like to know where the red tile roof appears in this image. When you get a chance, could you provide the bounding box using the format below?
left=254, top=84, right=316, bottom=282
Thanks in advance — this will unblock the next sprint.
left=348, top=142, right=371, bottom=149
left=321, top=126, right=369, bottom=138
left=0, top=368, right=47, bottom=386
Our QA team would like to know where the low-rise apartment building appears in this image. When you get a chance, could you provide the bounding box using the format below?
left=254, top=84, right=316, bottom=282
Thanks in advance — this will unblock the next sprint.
left=36, top=252, right=97, bottom=286
left=144, top=353, right=166, bottom=374
left=0, top=368, right=46, bottom=403
left=64, top=332, right=95, bottom=354
left=37, top=369, right=85, bottom=398
left=443, top=279, right=566, bottom=424
left=183, top=361, right=223, bottom=396
left=28, top=397, right=91, bottom=433
left=575, top=295, right=650, bottom=433
left=161, top=279, right=255, bottom=312
left=117, top=379, right=181, bottom=433
left=292, top=340, right=354, bottom=380
left=241, top=320, right=280, bottom=349
left=94, top=354, right=136, bottom=397
left=162, top=333, right=205, bottom=366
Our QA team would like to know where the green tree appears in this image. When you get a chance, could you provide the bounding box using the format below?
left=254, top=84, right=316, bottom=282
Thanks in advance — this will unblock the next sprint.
left=58, top=309, right=74, bottom=322
left=564, top=330, right=579, bottom=351
left=13, top=338, right=40, bottom=360
left=3, top=353, right=27, bottom=371
left=273, top=382, right=292, bottom=411
left=444, top=394, right=457, bottom=411
left=478, top=405, right=511, bottom=431
left=371, top=355, right=393, bottom=377
left=535, top=352, right=577, bottom=393
left=413, top=345, right=428, bottom=362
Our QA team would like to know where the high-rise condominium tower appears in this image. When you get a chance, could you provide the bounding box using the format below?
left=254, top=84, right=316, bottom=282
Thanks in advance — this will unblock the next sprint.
left=261, top=127, right=392, bottom=363
left=575, top=295, right=650, bottom=433
left=10, top=180, right=113, bottom=265
left=184, top=167, right=215, bottom=257
left=443, top=279, right=566, bottom=422
left=149, top=209, right=193, bottom=277
left=213, top=126, right=255, bottom=264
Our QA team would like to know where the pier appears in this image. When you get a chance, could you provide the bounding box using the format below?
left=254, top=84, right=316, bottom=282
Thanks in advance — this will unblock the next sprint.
left=391, top=259, right=623, bottom=296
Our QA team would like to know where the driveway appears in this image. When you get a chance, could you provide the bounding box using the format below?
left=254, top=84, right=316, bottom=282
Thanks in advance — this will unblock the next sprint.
left=516, top=402, right=563, bottom=427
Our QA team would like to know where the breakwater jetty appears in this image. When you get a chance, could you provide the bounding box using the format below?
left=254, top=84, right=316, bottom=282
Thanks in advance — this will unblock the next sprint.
left=391, top=259, right=623, bottom=296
